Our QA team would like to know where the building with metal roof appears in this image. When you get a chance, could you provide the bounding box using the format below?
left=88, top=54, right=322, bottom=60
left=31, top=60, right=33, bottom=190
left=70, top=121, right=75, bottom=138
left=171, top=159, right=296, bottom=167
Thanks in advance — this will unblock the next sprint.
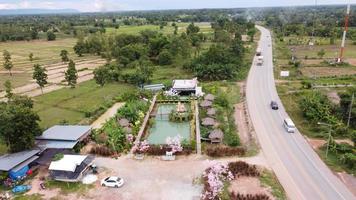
left=0, top=149, right=39, bottom=172
left=49, top=154, right=94, bottom=182
left=36, top=125, right=91, bottom=150
left=36, top=125, right=91, bottom=141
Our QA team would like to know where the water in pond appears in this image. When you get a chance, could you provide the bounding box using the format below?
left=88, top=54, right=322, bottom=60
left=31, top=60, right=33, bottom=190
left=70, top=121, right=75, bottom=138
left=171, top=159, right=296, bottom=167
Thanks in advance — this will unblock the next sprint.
left=147, top=104, right=190, bottom=144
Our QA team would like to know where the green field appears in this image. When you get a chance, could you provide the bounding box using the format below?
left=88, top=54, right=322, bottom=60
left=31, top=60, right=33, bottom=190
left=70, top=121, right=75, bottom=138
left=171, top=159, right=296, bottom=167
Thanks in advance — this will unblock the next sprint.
left=33, top=80, right=134, bottom=129
left=105, top=22, right=213, bottom=35
left=0, top=38, right=98, bottom=90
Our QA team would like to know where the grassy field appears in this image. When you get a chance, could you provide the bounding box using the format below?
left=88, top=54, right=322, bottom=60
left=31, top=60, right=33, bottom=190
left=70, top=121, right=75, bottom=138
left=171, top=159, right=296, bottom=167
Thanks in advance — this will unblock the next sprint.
left=0, top=38, right=99, bottom=90
left=33, top=80, right=134, bottom=129
left=105, top=22, right=213, bottom=35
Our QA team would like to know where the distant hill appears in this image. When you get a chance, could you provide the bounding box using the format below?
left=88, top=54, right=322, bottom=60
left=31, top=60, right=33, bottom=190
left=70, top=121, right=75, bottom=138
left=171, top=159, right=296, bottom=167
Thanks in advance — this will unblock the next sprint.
left=0, top=9, right=79, bottom=16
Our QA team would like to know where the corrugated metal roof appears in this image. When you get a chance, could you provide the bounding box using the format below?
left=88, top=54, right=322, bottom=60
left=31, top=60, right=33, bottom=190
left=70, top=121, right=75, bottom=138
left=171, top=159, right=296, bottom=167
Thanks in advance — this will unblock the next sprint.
left=0, top=149, right=40, bottom=171
left=36, top=140, right=78, bottom=150
left=36, top=125, right=91, bottom=141
left=12, top=156, right=39, bottom=172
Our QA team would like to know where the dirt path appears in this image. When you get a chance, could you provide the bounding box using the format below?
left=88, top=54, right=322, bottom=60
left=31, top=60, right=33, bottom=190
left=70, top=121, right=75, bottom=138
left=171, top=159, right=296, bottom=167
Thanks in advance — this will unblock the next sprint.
left=234, top=82, right=258, bottom=149
left=91, top=102, right=125, bottom=129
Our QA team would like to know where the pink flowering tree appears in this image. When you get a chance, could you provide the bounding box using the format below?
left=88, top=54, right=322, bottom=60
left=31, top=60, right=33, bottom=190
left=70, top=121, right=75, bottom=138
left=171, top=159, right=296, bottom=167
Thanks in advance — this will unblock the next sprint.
left=165, top=135, right=183, bottom=154
left=132, top=140, right=150, bottom=154
left=201, top=161, right=233, bottom=200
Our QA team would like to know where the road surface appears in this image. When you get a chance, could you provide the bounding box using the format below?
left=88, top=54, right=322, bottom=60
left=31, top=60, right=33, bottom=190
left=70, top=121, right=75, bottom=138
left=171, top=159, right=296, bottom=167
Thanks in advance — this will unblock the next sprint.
left=246, top=25, right=355, bottom=200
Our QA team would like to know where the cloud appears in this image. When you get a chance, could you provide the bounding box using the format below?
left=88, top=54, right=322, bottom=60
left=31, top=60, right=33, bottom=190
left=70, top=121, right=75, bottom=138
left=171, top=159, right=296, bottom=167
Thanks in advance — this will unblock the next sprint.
left=0, top=3, right=17, bottom=9
left=19, top=1, right=30, bottom=8
left=94, top=0, right=105, bottom=12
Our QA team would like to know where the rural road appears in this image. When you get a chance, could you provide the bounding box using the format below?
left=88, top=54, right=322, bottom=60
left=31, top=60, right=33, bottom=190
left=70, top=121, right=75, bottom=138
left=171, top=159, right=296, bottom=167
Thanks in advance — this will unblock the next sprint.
left=246, top=25, right=355, bottom=200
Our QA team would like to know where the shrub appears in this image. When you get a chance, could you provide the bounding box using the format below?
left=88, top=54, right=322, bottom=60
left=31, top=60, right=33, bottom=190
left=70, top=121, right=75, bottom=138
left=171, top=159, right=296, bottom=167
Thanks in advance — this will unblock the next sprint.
left=205, top=146, right=245, bottom=157
left=228, top=161, right=260, bottom=178
left=90, top=145, right=114, bottom=156
left=229, top=192, right=271, bottom=200
left=158, top=50, right=173, bottom=65
left=52, top=153, right=64, bottom=161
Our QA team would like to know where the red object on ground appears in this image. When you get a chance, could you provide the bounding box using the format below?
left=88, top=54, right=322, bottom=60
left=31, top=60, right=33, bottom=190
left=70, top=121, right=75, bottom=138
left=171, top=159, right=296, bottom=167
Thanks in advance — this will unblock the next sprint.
left=26, top=169, right=33, bottom=175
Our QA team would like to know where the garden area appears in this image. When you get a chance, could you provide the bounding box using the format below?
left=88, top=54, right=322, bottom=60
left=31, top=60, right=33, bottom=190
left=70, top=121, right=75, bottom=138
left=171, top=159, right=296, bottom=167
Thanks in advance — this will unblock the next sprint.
left=200, top=161, right=286, bottom=200
left=198, top=81, right=246, bottom=157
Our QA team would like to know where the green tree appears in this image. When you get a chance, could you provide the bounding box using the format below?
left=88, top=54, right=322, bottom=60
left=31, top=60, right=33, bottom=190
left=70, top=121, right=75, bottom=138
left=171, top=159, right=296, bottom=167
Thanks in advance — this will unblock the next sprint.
left=94, top=65, right=111, bottom=86
left=0, top=98, right=41, bottom=152
left=47, top=31, right=56, bottom=41
left=317, top=49, right=326, bottom=59
left=339, top=87, right=356, bottom=128
left=186, top=23, right=200, bottom=35
left=3, top=50, right=13, bottom=76
left=4, top=80, right=13, bottom=99
left=29, top=52, right=34, bottom=62
left=299, top=91, right=339, bottom=124
left=60, top=50, right=69, bottom=62
left=65, top=60, right=78, bottom=88
left=174, top=26, right=178, bottom=35
left=74, top=39, right=87, bottom=57
left=32, top=64, right=48, bottom=93
left=158, top=50, right=173, bottom=65
left=247, top=28, right=257, bottom=42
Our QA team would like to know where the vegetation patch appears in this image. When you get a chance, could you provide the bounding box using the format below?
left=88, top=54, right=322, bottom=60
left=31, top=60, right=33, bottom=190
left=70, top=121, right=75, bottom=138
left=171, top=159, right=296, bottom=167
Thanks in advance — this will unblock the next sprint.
left=45, top=180, right=93, bottom=195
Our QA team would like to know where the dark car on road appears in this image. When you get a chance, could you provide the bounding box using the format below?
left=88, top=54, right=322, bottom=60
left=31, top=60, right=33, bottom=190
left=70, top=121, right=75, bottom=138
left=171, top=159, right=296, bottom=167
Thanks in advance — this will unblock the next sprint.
left=270, top=101, right=278, bottom=110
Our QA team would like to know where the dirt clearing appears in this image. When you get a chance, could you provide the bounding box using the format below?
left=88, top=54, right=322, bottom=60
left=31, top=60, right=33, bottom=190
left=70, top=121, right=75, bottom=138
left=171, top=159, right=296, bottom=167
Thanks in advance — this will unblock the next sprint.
left=300, top=66, right=356, bottom=77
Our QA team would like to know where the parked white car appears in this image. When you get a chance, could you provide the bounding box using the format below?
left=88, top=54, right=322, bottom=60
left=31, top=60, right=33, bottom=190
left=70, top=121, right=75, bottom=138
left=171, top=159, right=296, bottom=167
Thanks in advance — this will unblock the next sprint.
left=101, top=176, right=124, bottom=188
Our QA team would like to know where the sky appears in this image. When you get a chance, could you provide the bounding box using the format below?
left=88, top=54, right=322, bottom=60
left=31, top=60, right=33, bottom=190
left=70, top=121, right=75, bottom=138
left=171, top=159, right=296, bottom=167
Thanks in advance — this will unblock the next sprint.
left=0, top=0, right=355, bottom=12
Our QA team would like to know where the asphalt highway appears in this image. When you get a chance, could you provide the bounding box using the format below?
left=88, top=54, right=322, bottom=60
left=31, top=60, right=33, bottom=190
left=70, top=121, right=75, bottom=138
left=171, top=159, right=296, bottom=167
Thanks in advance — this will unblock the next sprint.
left=246, top=25, right=355, bottom=200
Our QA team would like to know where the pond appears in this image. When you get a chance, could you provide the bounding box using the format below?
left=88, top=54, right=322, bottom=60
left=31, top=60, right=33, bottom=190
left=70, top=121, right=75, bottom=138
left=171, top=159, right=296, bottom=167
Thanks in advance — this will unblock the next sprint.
left=147, top=104, right=191, bottom=144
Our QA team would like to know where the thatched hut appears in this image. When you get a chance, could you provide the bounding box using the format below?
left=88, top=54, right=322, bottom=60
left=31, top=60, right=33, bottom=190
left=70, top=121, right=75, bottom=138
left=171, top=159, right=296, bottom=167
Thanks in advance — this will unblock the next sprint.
left=123, top=126, right=132, bottom=134
left=204, top=94, right=215, bottom=101
left=200, top=100, right=212, bottom=108
left=207, top=108, right=216, bottom=116
left=118, top=118, right=130, bottom=127
left=201, top=117, right=216, bottom=126
left=209, top=129, right=223, bottom=143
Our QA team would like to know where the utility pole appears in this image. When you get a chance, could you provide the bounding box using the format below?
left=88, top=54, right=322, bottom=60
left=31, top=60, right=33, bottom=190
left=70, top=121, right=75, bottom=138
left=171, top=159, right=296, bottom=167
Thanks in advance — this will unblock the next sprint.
left=318, top=122, right=332, bottom=158
left=347, top=92, right=354, bottom=127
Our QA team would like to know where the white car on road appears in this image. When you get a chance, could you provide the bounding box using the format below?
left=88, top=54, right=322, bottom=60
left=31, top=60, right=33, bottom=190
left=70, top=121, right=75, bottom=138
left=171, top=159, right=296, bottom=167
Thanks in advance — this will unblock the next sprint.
left=283, top=118, right=296, bottom=133
left=101, top=176, right=124, bottom=188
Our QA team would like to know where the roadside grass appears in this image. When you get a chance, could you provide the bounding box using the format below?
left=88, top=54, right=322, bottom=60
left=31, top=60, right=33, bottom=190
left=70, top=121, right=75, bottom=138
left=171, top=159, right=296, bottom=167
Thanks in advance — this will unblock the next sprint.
left=317, top=147, right=356, bottom=175
left=13, top=194, right=43, bottom=200
left=45, top=180, right=93, bottom=195
left=259, top=170, right=287, bottom=200
left=278, top=89, right=324, bottom=138
left=33, top=80, right=134, bottom=129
